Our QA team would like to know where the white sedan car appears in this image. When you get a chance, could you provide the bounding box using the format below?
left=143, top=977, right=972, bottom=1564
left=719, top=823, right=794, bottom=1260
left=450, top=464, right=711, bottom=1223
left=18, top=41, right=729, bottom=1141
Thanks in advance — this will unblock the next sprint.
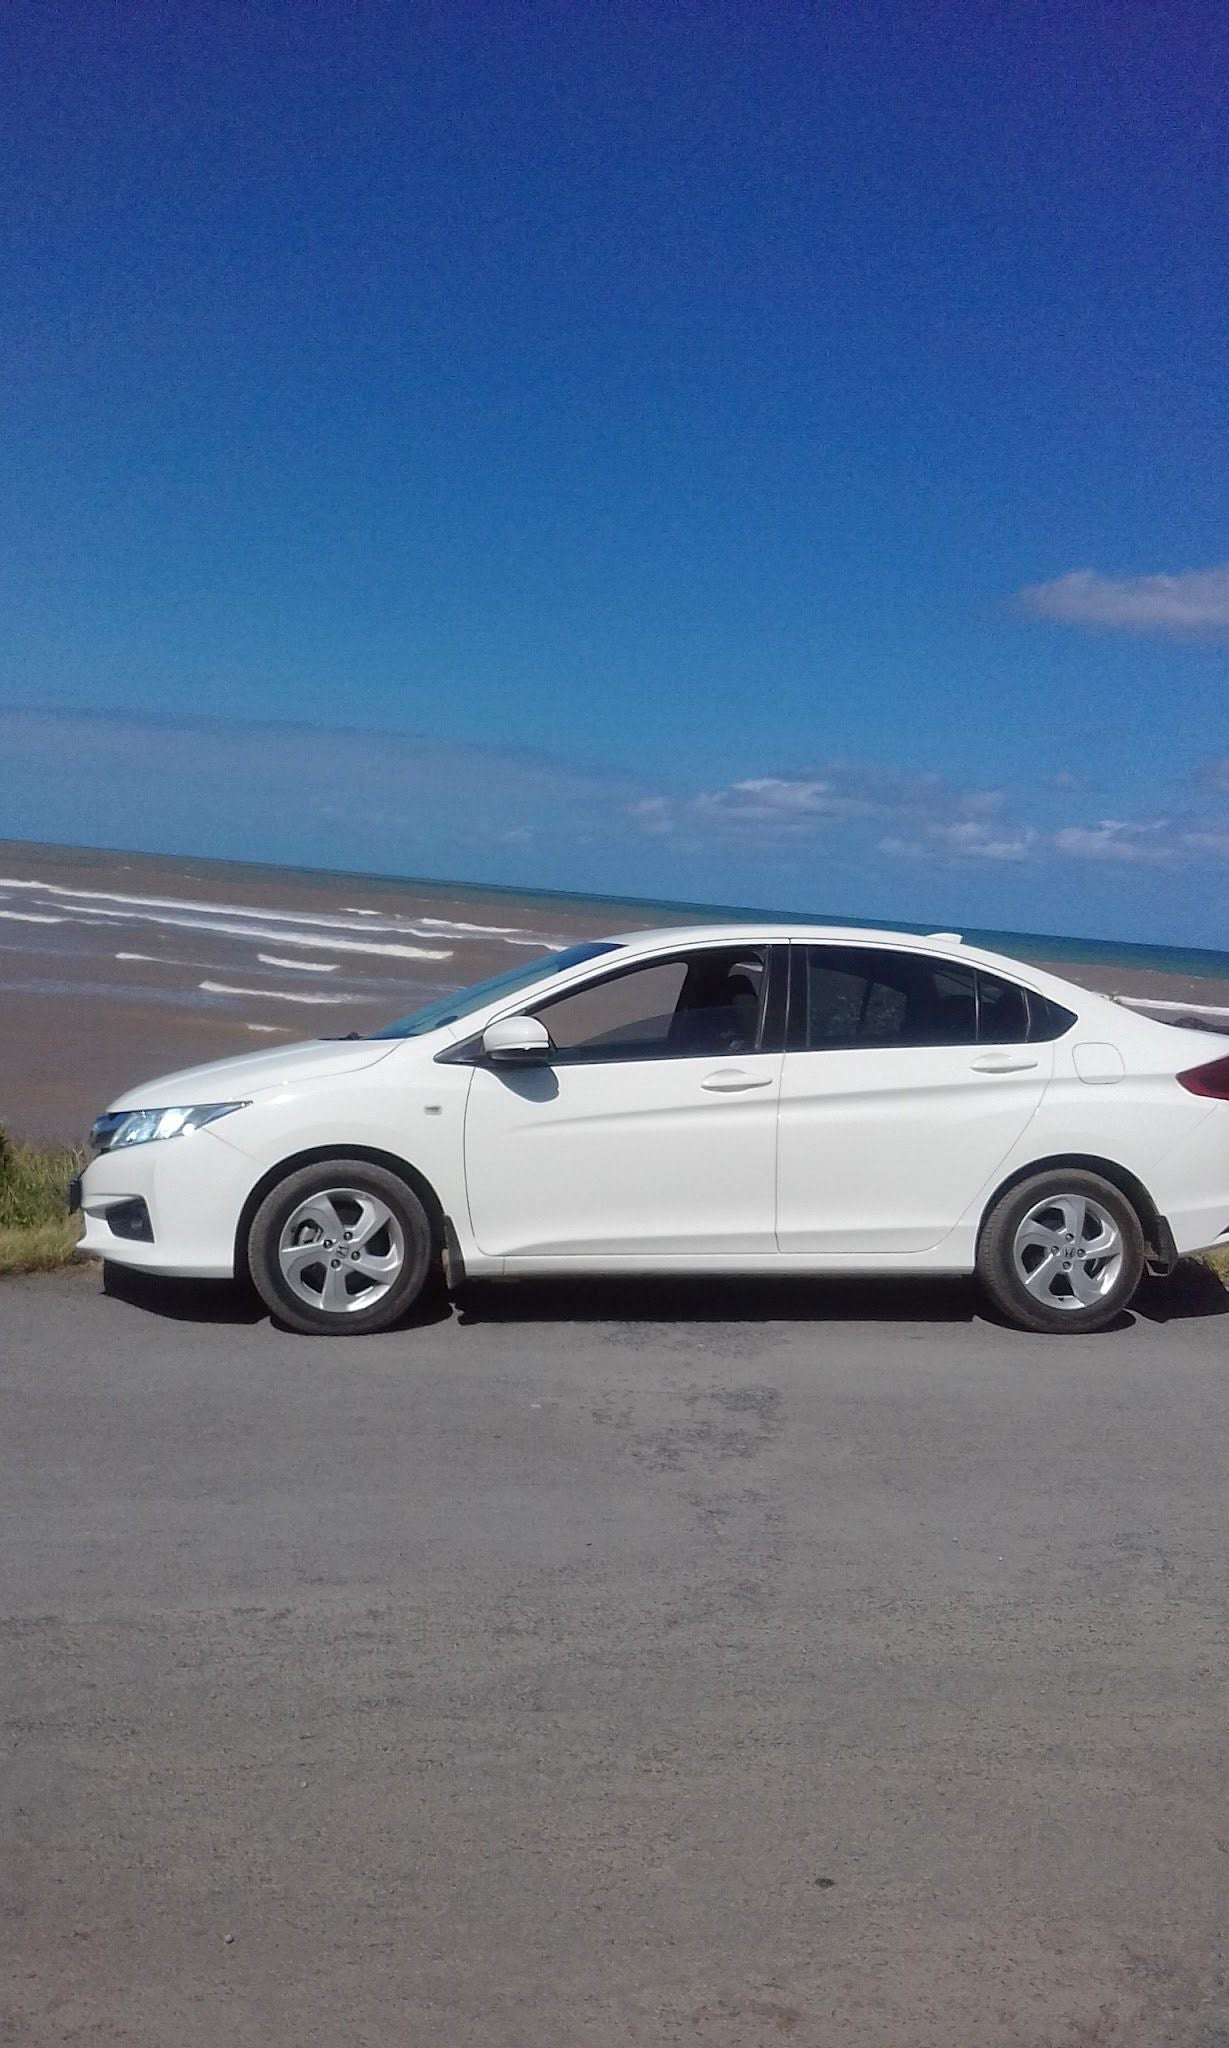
left=76, top=923, right=1229, bottom=1336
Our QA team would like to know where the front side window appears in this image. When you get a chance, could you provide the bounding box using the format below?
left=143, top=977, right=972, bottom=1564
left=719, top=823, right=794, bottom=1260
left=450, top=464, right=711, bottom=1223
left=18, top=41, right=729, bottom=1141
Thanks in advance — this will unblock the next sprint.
left=531, top=946, right=769, bottom=1062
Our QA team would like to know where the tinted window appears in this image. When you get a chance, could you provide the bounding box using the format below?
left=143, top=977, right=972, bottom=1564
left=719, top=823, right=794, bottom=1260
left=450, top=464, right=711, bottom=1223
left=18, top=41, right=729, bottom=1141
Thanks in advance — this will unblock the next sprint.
left=977, top=972, right=1030, bottom=1043
left=806, top=958, right=881, bottom=1045
left=803, top=947, right=977, bottom=1049
left=1027, top=993, right=1078, bottom=1042
left=533, top=947, right=767, bottom=1061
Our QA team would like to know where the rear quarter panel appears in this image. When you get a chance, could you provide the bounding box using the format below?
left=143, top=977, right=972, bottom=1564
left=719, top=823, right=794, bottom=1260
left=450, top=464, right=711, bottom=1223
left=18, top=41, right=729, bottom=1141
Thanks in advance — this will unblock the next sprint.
left=964, top=1009, right=1225, bottom=1234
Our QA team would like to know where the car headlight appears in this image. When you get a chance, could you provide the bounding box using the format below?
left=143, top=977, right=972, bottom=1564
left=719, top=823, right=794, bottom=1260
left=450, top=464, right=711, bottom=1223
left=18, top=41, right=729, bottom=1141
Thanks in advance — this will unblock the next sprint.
left=88, top=1101, right=249, bottom=1155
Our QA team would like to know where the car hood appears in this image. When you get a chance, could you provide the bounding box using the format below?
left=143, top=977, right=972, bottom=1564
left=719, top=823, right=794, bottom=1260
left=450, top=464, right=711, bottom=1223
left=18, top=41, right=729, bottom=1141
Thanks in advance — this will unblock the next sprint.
left=105, top=1035, right=403, bottom=1112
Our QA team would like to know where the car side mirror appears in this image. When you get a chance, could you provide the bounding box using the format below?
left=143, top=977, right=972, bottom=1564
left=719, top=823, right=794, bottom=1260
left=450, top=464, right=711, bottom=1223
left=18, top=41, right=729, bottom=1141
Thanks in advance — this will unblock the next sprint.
left=481, top=1015, right=553, bottom=1065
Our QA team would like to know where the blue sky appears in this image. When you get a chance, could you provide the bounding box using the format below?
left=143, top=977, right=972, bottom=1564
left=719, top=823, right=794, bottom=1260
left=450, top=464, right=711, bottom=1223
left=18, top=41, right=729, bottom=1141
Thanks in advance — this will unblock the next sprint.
left=1, top=2, right=1227, bottom=946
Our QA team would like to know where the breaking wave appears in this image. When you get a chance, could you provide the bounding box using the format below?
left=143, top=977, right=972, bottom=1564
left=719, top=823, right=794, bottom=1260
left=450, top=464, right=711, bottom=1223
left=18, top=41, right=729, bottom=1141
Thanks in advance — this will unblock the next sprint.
left=198, top=981, right=377, bottom=1006
left=256, top=954, right=341, bottom=973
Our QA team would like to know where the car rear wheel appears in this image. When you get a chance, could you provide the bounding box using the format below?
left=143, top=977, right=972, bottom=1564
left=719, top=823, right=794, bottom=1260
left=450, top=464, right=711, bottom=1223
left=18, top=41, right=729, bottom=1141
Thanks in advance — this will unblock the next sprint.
left=976, top=1169, right=1145, bottom=1334
left=248, top=1159, right=434, bottom=1335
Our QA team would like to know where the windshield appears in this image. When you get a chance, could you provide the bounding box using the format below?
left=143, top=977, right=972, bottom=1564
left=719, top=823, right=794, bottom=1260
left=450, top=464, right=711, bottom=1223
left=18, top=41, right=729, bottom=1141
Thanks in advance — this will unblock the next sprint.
left=370, top=940, right=623, bottom=1039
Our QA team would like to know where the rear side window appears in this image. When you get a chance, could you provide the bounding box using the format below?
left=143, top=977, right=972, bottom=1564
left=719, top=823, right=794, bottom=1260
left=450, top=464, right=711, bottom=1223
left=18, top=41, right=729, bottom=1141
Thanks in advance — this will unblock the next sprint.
left=1026, top=992, right=1078, bottom=1042
left=978, top=972, right=1030, bottom=1044
left=802, top=947, right=977, bottom=1048
left=800, top=948, right=1070, bottom=1049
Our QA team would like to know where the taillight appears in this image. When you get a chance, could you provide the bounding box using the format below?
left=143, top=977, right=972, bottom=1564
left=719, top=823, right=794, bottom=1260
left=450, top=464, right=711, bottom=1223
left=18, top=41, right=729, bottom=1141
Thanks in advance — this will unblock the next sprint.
left=1178, top=1054, right=1229, bottom=1100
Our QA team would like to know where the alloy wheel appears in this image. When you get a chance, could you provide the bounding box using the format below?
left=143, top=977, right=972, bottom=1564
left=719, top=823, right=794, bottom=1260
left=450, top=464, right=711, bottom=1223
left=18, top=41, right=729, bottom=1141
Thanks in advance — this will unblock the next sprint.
left=1011, top=1192, right=1124, bottom=1313
left=277, top=1187, right=406, bottom=1316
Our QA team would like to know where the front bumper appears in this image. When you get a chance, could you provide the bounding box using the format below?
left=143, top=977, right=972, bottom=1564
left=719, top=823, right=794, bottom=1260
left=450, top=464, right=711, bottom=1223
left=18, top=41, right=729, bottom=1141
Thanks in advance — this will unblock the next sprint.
left=76, top=1127, right=258, bottom=1278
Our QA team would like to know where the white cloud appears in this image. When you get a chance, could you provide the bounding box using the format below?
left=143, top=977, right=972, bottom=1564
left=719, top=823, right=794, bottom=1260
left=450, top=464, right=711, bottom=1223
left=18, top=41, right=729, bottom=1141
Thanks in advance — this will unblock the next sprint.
left=627, top=796, right=674, bottom=835
left=877, top=819, right=1034, bottom=864
left=1052, top=820, right=1176, bottom=865
left=1017, top=561, right=1229, bottom=636
left=1180, top=826, right=1229, bottom=859
left=926, top=819, right=1037, bottom=861
left=688, top=776, right=879, bottom=832
left=675, top=763, right=1029, bottom=864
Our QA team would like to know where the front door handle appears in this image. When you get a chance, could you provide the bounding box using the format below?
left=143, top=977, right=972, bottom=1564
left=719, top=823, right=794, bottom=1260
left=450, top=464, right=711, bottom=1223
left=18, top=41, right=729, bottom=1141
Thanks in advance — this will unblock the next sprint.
left=701, top=1069, right=775, bottom=1092
left=971, top=1054, right=1040, bottom=1073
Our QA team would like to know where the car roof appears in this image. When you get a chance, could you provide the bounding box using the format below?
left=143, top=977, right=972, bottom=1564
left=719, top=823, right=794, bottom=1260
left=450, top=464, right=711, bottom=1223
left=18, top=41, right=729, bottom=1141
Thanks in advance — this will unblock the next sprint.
left=611, top=921, right=978, bottom=961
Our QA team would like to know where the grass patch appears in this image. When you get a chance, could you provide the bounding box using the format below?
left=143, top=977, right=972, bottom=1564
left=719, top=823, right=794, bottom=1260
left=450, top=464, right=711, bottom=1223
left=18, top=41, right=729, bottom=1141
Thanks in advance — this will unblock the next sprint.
left=1203, top=1243, right=1229, bottom=1284
left=0, top=1127, right=83, bottom=1275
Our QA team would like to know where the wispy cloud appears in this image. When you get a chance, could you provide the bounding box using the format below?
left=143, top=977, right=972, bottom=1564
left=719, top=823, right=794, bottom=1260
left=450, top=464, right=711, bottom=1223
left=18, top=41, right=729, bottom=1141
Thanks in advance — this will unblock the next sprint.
left=0, top=704, right=644, bottom=884
left=1183, top=826, right=1229, bottom=858
left=5, top=706, right=1229, bottom=914
left=1052, top=820, right=1177, bottom=866
left=647, top=764, right=1034, bottom=863
left=631, top=757, right=1229, bottom=873
left=1016, top=561, right=1229, bottom=637
left=890, top=819, right=1038, bottom=863
left=688, top=775, right=880, bottom=834
left=1052, top=816, right=1229, bottom=866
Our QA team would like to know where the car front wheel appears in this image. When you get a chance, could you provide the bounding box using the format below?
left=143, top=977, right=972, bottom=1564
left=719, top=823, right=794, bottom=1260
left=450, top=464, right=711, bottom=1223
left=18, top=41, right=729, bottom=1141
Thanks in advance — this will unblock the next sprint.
left=248, top=1159, right=434, bottom=1335
left=976, top=1169, right=1145, bottom=1334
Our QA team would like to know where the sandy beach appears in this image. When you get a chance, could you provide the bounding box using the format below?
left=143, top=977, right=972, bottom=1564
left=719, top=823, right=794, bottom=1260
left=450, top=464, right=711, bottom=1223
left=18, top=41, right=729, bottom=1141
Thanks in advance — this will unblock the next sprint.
left=2, top=839, right=1227, bottom=1145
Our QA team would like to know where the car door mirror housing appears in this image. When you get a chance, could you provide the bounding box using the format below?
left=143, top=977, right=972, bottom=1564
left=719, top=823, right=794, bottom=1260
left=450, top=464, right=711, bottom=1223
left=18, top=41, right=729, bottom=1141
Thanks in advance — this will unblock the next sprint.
left=481, top=1015, right=553, bottom=1065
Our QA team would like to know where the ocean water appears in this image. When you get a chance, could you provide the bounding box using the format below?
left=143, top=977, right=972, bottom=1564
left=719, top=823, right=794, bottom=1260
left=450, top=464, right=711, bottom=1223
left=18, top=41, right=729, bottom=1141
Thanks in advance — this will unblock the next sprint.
left=98, top=845, right=1223, bottom=980
left=0, top=839, right=1220, bottom=991
left=383, top=878, right=1229, bottom=982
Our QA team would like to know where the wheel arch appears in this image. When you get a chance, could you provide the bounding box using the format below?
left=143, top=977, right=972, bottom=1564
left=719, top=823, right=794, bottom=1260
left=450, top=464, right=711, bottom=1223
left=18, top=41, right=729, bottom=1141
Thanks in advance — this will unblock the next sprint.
left=977, top=1153, right=1168, bottom=1264
left=233, top=1145, right=447, bottom=1285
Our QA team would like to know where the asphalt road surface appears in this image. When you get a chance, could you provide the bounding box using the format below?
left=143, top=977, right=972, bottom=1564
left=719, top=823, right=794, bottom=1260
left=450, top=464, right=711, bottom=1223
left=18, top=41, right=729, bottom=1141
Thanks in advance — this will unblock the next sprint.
left=4, top=1261, right=1229, bottom=2048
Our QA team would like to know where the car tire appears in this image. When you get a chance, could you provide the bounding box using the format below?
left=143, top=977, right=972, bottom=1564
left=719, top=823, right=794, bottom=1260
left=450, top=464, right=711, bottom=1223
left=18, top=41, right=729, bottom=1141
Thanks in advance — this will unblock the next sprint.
left=976, top=1169, right=1145, bottom=1334
left=248, top=1158, right=435, bottom=1336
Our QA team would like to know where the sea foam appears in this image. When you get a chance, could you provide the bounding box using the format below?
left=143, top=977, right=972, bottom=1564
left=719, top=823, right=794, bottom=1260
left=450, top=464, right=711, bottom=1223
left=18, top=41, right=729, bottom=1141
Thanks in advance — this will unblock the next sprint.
left=0, top=876, right=543, bottom=949
left=199, top=981, right=376, bottom=1006
left=257, top=954, right=341, bottom=973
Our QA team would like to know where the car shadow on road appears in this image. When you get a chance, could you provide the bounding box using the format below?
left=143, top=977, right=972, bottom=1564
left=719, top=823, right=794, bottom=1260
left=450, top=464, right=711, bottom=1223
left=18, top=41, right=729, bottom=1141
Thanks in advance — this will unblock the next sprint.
left=97, top=1256, right=1225, bottom=1334
left=457, top=1259, right=1228, bottom=1332
left=98, top=1262, right=456, bottom=1332
left=101, top=1262, right=266, bottom=1324
left=455, top=1272, right=982, bottom=1326
left=1133, top=1258, right=1229, bottom=1324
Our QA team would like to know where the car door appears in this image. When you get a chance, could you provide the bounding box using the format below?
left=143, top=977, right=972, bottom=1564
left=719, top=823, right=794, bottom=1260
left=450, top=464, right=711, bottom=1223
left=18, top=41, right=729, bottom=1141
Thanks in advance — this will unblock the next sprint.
left=463, top=943, right=785, bottom=1259
left=776, top=945, right=1053, bottom=1254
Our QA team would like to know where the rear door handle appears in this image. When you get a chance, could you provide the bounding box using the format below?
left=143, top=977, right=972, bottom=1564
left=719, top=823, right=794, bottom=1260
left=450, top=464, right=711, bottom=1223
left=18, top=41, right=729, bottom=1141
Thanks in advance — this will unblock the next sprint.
left=701, top=1069, right=775, bottom=1092
left=971, top=1054, right=1040, bottom=1073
